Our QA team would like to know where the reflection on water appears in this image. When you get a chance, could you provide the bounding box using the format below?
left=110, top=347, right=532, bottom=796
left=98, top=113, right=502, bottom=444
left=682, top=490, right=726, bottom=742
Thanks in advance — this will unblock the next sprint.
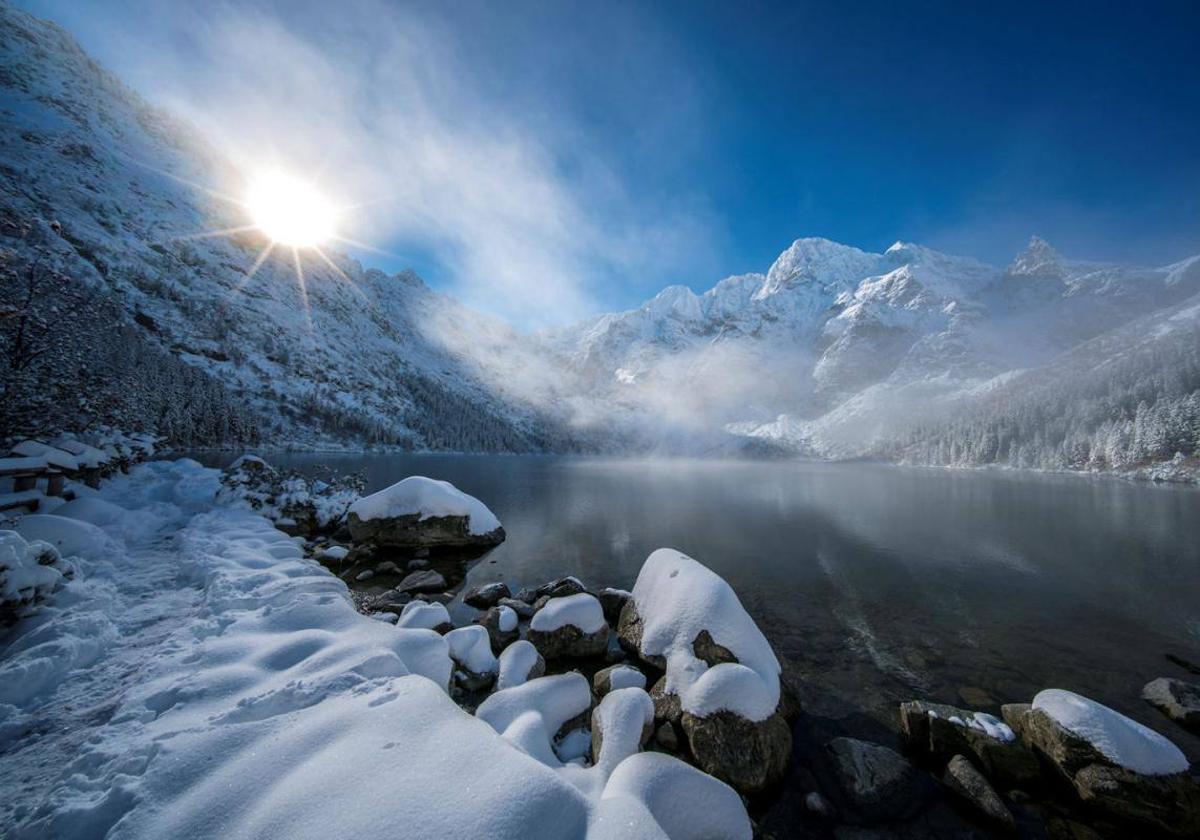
left=189, top=452, right=1200, bottom=757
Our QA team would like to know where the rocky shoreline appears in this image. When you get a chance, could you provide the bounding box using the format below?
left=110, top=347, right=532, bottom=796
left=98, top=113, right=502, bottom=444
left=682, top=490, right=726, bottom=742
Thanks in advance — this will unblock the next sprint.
left=221, top=457, right=1200, bottom=838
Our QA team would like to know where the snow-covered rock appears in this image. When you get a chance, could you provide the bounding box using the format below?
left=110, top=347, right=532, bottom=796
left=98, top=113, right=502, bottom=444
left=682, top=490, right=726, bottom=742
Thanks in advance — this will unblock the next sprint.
left=396, top=600, right=453, bottom=634
left=347, top=476, right=505, bottom=548
left=1006, top=690, right=1200, bottom=835
left=899, top=699, right=1039, bottom=787
left=496, top=640, right=546, bottom=691
left=528, top=593, right=610, bottom=659
left=617, top=548, right=791, bottom=793
left=478, top=604, right=520, bottom=652
left=594, top=664, right=647, bottom=698
left=445, top=625, right=499, bottom=690
left=591, top=687, right=655, bottom=771
left=464, top=581, right=512, bottom=608
left=0, top=531, right=67, bottom=624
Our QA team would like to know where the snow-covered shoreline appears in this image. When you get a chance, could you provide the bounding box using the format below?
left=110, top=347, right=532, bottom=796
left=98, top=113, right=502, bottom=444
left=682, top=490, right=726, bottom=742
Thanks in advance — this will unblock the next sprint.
left=0, top=460, right=754, bottom=839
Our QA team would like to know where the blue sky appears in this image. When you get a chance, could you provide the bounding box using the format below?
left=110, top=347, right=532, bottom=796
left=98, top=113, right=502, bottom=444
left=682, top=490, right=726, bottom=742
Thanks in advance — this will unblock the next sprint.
left=20, top=0, right=1200, bottom=326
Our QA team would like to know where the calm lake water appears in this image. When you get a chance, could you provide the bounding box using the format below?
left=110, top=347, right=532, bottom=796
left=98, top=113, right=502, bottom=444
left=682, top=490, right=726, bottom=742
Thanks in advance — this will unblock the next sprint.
left=192, top=453, right=1200, bottom=760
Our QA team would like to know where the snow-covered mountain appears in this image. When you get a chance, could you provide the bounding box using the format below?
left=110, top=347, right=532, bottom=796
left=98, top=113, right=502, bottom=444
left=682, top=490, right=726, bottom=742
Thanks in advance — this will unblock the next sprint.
left=545, top=232, right=1200, bottom=460
left=2, top=0, right=1197, bottom=471
left=0, top=2, right=585, bottom=451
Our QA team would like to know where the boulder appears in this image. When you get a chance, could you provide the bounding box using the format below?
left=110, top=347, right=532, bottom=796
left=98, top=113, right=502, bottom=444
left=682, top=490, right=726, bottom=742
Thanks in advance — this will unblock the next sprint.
left=535, top=576, right=587, bottom=599
left=826, top=737, right=924, bottom=823
left=616, top=599, right=665, bottom=669
left=942, top=754, right=1015, bottom=831
left=346, top=476, right=505, bottom=549
left=477, top=605, right=519, bottom=653
left=1013, top=690, right=1199, bottom=837
left=682, top=707, right=792, bottom=795
left=597, top=587, right=631, bottom=625
left=373, top=560, right=402, bottom=575
left=593, top=664, right=646, bottom=698
left=1142, top=677, right=1200, bottom=733
left=899, top=699, right=1039, bottom=787
left=497, top=597, right=534, bottom=619
left=366, top=589, right=412, bottom=614
left=654, top=722, right=679, bottom=753
left=527, top=593, right=610, bottom=660
left=495, top=640, right=545, bottom=690
left=591, top=688, right=655, bottom=770
left=464, top=581, right=511, bottom=609
left=396, top=569, right=447, bottom=594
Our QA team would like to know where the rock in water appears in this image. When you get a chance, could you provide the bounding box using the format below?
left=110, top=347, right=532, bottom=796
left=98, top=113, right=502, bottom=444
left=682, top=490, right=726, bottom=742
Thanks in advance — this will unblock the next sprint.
left=527, top=593, right=610, bottom=660
left=1142, top=677, right=1200, bottom=733
left=597, top=587, right=631, bottom=624
left=535, top=576, right=588, bottom=599
left=942, top=754, right=1015, bottom=830
left=899, top=699, right=1039, bottom=787
left=396, top=569, right=447, bottom=594
left=1011, top=689, right=1200, bottom=836
left=464, top=581, right=511, bottom=609
left=616, top=548, right=791, bottom=794
left=346, top=476, right=505, bottom=549
left=826, top=737, right=924, bottom=823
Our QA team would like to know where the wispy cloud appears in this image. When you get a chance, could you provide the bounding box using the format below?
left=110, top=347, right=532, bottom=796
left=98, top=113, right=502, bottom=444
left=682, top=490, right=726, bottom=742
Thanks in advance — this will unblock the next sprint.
left=31, top=0, right=723, bottom=329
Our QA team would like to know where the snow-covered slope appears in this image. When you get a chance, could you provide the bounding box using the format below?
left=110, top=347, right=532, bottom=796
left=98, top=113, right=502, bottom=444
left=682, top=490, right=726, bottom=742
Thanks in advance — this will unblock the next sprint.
left=0, top=3, right=581, bottom=451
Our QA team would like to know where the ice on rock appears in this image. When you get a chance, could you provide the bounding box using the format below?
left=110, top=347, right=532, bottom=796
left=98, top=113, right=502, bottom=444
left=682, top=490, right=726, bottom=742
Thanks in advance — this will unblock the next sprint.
left=348, top=476, right=501, bottom=535
left=1032, top=688, right=1189, bottom=775
left=531, top=592, right=606, bottom=634
left=396, top=600, right=451, bottom=631
left=630, top=548, right=781, bottom=721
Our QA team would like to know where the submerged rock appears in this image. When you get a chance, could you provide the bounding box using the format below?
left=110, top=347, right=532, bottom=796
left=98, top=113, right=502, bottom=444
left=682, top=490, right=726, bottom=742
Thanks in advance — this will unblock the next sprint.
left=396, top=569, right=447, bottom=594
left=942, top=754, right=1015, bottom=831
left=826, top=737, right=924, bottom=823
left=1142, top=677, right=1200, bottom=733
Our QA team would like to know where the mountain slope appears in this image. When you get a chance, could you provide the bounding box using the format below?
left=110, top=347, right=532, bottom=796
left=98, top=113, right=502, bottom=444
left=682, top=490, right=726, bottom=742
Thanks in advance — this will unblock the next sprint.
left=0, top=2, right=583, bottom=451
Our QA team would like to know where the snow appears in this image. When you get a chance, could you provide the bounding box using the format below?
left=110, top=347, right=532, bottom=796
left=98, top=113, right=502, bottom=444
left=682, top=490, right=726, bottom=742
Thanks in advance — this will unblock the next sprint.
left=0, top=457, right=754, bottom=838
left=396, top=600, right=451, bottom=631
left=496, top=639, right=542, bottom=690
left=0, top=531, right=64, bottom=613
left=602, top=752, right=752, bottom=840
left=477, top=673, right=595, bottom=767
left=320, top=544, right=349, bottom=561
left=1032, top=689, right=1189, bottom=776
left=591, top=687, right=654, bottom=771
left=606, top=665, right=647, bottom=692
left=348, top=476, right=501, bottom=535
left=11, top=441, right=79, bottom=471
left=530, top=592, right=606, bottom=634
left=630, top=548, right=781, bottom=721
left=444, top=624, right=499, bottom=675
left=497, top=604, right=518, bottom=632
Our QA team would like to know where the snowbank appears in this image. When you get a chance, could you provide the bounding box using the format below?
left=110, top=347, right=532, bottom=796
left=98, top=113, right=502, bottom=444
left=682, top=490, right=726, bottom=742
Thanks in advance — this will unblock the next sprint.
left=0, top=460, right=751, bottom=839
left=1032, top=689, right=1189, bottom=775
left=531, top=592, right=606, bottom=634
left=630, top=548, right=781, bottom=721
left=348, top=476, right=501, bottom=535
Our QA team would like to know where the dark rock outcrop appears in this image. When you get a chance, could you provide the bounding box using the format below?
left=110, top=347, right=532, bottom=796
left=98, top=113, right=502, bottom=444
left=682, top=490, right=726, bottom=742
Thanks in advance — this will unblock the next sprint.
left=942, top=754, right=1015, bottom=831
left=347, top=511, right=505, bottom=550
left=1142, top=677, right=1200, bottom=733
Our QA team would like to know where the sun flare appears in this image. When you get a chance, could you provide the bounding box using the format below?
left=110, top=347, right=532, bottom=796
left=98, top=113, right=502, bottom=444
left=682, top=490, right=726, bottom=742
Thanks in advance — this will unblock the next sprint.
left=245, top=171, right=337, bottom=247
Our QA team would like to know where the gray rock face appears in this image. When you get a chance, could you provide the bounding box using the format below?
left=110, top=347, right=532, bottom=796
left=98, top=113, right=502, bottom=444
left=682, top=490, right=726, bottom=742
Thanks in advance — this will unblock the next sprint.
left=396, top=569, right=447, bottom=594
left=347, top=511, right=505, bottom=550
left=1142, top=677, right=1200, bottom=733
left=899, top=700, right=1039, bottom=787
left=535, top=576, right=587, bottom=599
left=597, top=587, right=631, bottom=625
left=497, top=597, right=534, bottom=619
left=1012, top=706, right=1200, bottom=837
left=682, top=708, right=792, bottom=795
left=826, top=737, right=923, bottom=823
left=527, top=622, right=609, bottom=661
left=942, top=754, right=1015, bottom=830
left=654, top=722, right=679, bottom=753
left=464, top=582, right=511, bottom=609
left=615, top=600, right=666, bottom=669
left=366, top=589, right=413, bottom=614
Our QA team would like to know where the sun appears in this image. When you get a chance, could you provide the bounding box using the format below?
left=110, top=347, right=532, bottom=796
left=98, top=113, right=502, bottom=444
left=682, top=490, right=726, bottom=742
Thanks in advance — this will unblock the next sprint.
left=245, top=171, right=337, bottom=248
